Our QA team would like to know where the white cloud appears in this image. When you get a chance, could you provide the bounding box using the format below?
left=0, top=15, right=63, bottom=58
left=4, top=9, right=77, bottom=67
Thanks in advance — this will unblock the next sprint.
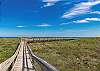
left=16, top=26, right=24, bottom=28
left=73, top=20, right=89, bottom=23
left=74, top=18, right=100, bottom=23
left=62, top=1, right=100, bottom=18
left=86, top=18, right=100, bottom=21
left=36, top=23, right=51, bottom=27
left=43, top=0, right=60, bottom=2
left=42, top=0, right=60, bottom=7
left=42, top=3, right=55, bottom=7
left=60, top=22, right=71, bottom=25
left=91, top=11, right=100, bottom=14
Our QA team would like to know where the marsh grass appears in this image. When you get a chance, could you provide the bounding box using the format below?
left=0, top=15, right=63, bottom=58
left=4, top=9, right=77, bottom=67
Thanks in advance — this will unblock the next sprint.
left=30, top=38, right=100, bottom=71
left=0, top=38, right=19, bottom=63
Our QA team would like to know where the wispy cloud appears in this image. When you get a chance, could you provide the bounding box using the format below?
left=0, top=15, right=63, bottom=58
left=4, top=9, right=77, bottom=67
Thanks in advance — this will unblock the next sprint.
left=60, top=22, right=71, bottom=25
left=43, top=0, right=60, bottom=2
left=73, top=18, right=100, bottom=23
left=90, top=11, right=100, bottom=14
left=86, top=18, right=100, bottom=21
left=36, top=23, right=51, bottom=27
left=16, top=26, right=25, bottom=28
left=73, top=20, right=89, bottom=23
left=42, top=0, right=60, bottom=7
left=42, top=3, right=55, bottom=7
left=62, top=1, right=100, bottom=18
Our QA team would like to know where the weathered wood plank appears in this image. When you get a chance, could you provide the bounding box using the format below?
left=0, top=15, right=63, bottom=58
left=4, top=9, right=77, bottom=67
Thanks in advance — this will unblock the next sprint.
left=11, top=42, right=24, bottom=71
left=0, top=38, right=58, bottom=71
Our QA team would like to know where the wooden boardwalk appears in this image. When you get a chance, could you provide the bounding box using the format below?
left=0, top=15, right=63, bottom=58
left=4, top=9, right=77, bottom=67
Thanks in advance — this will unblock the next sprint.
left=11, top=41, right=35, bottom=71
left=0, top=39, right=59, bottom=71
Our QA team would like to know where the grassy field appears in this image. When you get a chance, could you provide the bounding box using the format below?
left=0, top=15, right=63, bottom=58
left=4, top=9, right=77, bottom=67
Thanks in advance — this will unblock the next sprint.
left=0, top=38, right=19, bottom=63
left=30, top=38, right=100, bottom=71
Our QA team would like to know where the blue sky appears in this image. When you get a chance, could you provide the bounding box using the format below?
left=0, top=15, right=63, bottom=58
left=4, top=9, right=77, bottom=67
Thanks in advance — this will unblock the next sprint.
left=0, top=0, right=100, bottom=37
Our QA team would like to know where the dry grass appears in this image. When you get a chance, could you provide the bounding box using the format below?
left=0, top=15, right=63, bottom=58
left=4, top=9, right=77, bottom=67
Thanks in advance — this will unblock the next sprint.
left=0, top=38, right=19, bottom=63
left=30, top=37, right=100, bottom=71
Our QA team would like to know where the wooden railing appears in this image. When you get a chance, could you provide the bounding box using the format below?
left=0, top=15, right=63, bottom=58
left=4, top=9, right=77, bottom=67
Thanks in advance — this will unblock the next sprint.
left=0, top=39, right=59, bottom=71
left=27, top=44, right=59, bottom=71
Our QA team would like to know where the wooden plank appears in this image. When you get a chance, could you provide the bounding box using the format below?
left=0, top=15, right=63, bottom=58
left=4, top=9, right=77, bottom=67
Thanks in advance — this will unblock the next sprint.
left=24, top=43, right=27, bottom=71
left=11, top=42, right=24, bottom=71
left=0, top=38, right=59, bottom=71
left=25, top=46, right=35, bottom=71
left=11, top=41, right=35, bottom=71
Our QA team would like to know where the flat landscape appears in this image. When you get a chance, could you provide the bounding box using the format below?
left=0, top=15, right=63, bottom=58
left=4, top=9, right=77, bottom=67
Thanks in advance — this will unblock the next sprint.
left=30, top=38, right=100, bottom=71
left=0, top=38, right=19, bottom=63
left=1, top=37, right=100, bottom=71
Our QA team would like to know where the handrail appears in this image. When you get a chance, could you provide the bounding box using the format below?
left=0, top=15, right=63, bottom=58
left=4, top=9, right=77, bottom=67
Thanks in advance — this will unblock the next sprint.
left=27, top=44, right=59, bottom=71
left=0, top=40, right=59, bottom=71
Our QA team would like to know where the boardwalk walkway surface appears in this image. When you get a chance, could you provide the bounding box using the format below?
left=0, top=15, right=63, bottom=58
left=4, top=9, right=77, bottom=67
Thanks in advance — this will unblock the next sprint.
left=0, top=38, right=59, bottom=71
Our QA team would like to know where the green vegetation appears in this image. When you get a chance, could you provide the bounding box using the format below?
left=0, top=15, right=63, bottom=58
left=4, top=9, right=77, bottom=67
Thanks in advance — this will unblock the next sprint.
left=30, top=38, right=100, bottom=71
left=0, top=38, right=19, bottom=63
